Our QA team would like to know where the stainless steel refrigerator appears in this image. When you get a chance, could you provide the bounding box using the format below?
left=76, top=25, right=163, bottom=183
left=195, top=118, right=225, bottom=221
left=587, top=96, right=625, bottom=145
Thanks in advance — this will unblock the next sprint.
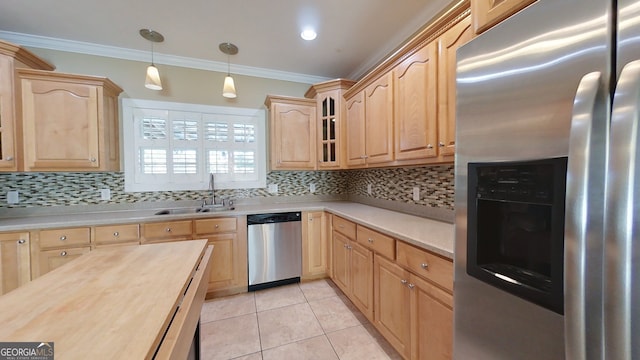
left=454, top=0, right=639, bottom=358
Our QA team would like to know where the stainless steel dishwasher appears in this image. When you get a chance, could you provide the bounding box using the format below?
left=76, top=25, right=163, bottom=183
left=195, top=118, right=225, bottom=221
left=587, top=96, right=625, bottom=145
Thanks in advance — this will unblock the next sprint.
left=247, top=212, right=302, bottom=291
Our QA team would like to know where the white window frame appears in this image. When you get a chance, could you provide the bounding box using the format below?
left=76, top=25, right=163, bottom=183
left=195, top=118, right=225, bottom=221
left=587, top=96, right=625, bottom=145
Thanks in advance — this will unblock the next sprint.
left=122, top=98, right=267, bottom=192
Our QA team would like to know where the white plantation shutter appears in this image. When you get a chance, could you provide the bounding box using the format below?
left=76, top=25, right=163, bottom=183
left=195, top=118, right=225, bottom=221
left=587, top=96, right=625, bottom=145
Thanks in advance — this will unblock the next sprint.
left=123, top=99, right=266, bottom=192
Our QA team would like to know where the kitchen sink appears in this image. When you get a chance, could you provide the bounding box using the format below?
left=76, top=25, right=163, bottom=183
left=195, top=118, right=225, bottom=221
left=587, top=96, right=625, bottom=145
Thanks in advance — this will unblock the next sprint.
left=153, top=205, right=234, bottom=215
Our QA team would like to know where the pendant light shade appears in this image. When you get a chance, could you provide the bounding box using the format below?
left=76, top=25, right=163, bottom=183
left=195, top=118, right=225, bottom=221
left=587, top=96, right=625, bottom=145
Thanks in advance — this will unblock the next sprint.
left=145, top=64, right=162, bottom=90
left=219, top=42, right=239, bottom=99
left=140, top=29, right=164, bottom=91
left=223, top=75, right=237, bottom=98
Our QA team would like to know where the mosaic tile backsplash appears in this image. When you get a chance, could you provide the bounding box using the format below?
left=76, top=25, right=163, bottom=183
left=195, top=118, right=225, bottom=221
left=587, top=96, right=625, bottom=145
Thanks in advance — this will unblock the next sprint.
left=0, top=165, right=454, bottom=210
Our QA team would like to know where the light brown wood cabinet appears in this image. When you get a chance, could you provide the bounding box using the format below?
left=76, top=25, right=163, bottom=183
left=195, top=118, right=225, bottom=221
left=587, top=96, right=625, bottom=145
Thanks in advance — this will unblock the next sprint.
left=345, top=91, right=367, bottom=167
left=305, top=79, right=356, bottom=169
left=330, top=215, right=374, bottom=321
left=0, top=40, right=54, bottom=172
left=18, top=69, right=122, bottom=171
left=0, top=232, right=30, bottom=295
left=194, top=217, right=247, bottom=297
left=394, top=41, right=438, bottom=162
left=31, top=227, right=91, bottom=277
left=141, top=220, right=193, bottom=243
left=265, top=95, right=317, bottom=170
left=364, top=73, right=395, bottom=165
left=471, top=0, right=536, bottom=34
left=436, top=15, right=473, bottom=160
left=302, top=211, right=328, bottom=280
left=92, top=224, right=140, bottom=248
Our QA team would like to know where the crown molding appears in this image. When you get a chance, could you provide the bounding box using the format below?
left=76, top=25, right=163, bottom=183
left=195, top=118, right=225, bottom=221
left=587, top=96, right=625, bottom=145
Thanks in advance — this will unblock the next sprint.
left=0, top=31, right=329, bottom=84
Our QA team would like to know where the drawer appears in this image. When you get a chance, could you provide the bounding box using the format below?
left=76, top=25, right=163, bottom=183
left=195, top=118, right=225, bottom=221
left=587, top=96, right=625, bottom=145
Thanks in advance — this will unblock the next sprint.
left=396, top=241, right=453, bottom=292
left=356, top=226, right=395, bottom=260
left=94, top=224, right=140, bottom=245
left=194, top=217, right=237, bottom=235
left=143, top=221, right=193, bottom=240
left=332, top=215, right=356, bottom=239
left=39, top=227, right=90, bottom=249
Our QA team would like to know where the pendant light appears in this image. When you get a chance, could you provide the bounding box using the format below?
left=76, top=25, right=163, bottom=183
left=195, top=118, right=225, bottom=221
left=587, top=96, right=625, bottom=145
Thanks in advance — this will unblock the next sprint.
left=219, top=42, right=238, bottom=98
left=140, top=29, right=164, bottom=91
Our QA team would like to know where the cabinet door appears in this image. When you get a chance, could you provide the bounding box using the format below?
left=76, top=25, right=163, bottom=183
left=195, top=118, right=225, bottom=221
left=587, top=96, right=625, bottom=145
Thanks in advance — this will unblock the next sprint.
left=394, top=42, right=438, bottom=161
left=0, top=232, right=30, bottom=295
left=317, top=90, right=341, bottom=169
left=0, top=56, right=18, bottom=171
left=271, top=102, right=317, bottom=170
left=410, top=273, right=453, bottom=360
left=302, top=211, right=327, bottom=280
left=350, top=241, right=373, bottom=321
left=437, top=15, right=473, bottom=159
left=365, top=73, right=394, bottom=165
left=205, top=233, right=244, bottom=293
left=471, top=0, right=536, bottom=34
left=345, top=92, right=367, bottom=167
left=38, top=247, right=90, bottom=276
left=331, top=231, right=350, bottom=294
left=374, top=254, right=411, bottom=359
left=21, top=78, right=100, bottom=170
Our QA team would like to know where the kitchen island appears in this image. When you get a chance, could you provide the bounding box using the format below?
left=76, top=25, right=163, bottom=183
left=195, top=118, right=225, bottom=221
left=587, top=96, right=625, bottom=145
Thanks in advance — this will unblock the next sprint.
left=0, top=239, right=212, bottom=359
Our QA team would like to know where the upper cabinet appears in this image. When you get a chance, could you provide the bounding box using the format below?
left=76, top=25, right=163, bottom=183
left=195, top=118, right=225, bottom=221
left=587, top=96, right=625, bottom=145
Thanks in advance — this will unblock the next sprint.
left=471, top=0, right=536, bottom=34
left=18, top=69, right=122, bottom=171
left=345, top=91, right=366, bottom=167
left=305, top=79, right=356, bottom=170
left=265, top=95, right=317, bottom=170
left=0, top=40, right=54, bottom=172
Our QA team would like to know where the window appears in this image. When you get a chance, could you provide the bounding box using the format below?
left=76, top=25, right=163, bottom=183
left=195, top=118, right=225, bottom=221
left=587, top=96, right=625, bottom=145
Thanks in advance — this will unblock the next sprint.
left=122, top=99, right=266, bottom=192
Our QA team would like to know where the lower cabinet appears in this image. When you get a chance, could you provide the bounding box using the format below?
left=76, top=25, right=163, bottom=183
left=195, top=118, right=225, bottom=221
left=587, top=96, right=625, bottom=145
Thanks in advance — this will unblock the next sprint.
left=301, top=211, right=328, bottom=280
left=31, top=227, right=91, bottom=278
left=38, top=247, right=90, bottom=276
left=331, top=217, right=374, bottom=321
left=193, top=217, right=247, bottom=298
left=0, top=232, right=31, bottom=295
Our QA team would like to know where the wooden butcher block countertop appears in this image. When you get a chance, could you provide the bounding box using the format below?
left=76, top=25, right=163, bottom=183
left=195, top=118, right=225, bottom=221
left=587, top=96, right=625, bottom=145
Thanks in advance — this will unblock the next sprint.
left=0, top=239, right=212, bottom=359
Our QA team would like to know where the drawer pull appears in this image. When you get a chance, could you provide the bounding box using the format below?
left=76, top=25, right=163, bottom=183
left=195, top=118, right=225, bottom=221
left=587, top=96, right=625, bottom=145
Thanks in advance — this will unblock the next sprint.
left=60, top=251, right=68, bottom=257
left=401, top=279, right=408, bottom=285
left=347, top=245, right=352, bottom=250
left=17, top=239, right=26, bottom=244
left=215, top=224, right=219, bottom=229
left=421, top=263, right=429, bottom=269
left=344, top=244, right=348, bottom=248
left=165, top=228, right=172, bottom=233
left=113, top=231, right=119, bottom=237
left=408, top=283, right=415, bottom=289
left=368, top=238, right=374, bottom=243
left=60, top=235, right=67, bottom=241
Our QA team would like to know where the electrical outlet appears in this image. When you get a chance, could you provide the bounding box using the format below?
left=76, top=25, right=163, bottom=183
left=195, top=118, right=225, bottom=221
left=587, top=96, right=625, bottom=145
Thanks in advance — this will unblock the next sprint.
left=7, top=191, right=19, bottom=204
left=100, top=188, right=111, bottom=201
left=309, top=183, right=316, bottom=193
left=268, top=184, right=278, bottom=194
left=413, top=187, right=420, bottom=201
left=367, top=184, right=372, bottom=195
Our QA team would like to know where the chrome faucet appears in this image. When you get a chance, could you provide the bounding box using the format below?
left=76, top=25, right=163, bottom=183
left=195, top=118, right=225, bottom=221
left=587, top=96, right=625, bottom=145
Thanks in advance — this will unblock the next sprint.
left=203, top=173, right=216, bottom=207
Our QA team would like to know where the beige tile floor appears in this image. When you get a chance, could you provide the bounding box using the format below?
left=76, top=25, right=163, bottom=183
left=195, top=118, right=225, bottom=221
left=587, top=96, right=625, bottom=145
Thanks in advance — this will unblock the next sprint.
left=200, top=279, right=402, bottom=360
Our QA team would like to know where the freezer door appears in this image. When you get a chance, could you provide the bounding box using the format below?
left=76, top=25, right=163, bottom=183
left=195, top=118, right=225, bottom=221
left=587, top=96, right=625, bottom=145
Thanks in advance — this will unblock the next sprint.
left=605, top=62, right=640, bottom=360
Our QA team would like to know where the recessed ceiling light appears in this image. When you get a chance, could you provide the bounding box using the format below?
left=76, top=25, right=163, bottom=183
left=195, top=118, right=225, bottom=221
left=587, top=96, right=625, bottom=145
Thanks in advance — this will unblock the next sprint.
left=301, top=28, right=317, bottom=41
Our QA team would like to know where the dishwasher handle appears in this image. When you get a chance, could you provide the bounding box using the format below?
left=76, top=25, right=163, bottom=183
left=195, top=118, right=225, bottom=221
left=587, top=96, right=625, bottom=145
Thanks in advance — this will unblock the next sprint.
left=247, top=212, right=301, bottom=225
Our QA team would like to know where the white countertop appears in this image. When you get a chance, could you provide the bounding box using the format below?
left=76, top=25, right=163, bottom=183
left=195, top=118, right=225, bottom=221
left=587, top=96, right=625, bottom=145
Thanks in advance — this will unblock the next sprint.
left=0, top=201, right=454, bottom=258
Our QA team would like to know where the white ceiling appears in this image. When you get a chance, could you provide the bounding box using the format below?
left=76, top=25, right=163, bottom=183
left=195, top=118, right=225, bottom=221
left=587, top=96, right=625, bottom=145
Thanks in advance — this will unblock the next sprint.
left=0, top=0, right=453, bottom=83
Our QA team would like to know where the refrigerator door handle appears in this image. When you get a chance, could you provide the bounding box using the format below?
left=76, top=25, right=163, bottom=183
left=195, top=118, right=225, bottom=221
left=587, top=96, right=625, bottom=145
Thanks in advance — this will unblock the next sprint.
left=605, top=60, right=640, bottom=360
left=565, top=71, right=607, bottom=360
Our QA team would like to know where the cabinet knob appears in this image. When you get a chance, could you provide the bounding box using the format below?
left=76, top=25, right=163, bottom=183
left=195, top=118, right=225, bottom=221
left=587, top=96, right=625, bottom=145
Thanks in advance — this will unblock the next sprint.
left=438, top=142, right=445, bottom=147
left=60, top=251, right=68, bottom=257
left=420, top=263, right=429, bottom=269
left=17, top=239, right=25, bottom=244
left=5, top=156, right=13, bottom=161
left=347, top=245, right=352, bottom=250
left=401, top=279, right=408, bottom=285
left=165, top=228, right=172, bottom=233
left=113, top=231, right=119, bottom=237
left=90, top=157, right=97, bottom=162
left=60, top=235, right=67, bottom=241
left=427, top=144, right=434, bottom=149
left=368, top=238, right=374, bottom=243
left=408, top=283, right=415, bottom=289
left=215, top=224, right=219, bottom=228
